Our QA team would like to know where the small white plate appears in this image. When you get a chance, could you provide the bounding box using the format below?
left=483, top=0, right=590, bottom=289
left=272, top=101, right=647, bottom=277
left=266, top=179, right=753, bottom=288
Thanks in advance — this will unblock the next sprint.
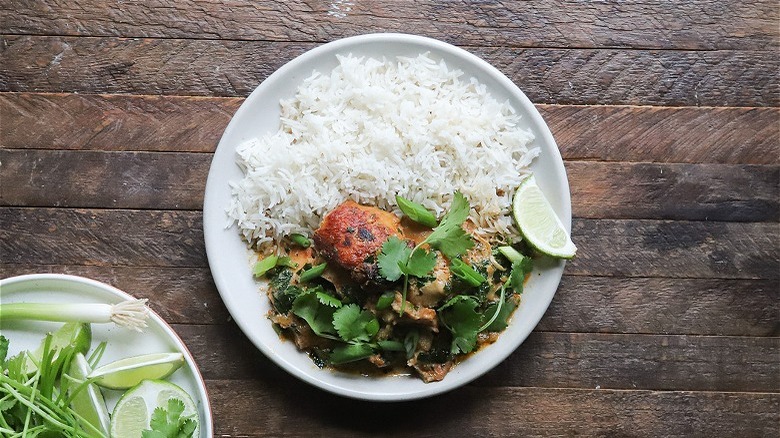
left=203, top=33, right=571, bottom=401
left=0, top=274, right=213, bottom=436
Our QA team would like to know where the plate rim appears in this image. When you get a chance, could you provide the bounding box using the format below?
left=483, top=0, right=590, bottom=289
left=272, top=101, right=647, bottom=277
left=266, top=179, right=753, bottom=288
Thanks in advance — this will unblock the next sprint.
left=203, top=32, right=570, bottom=401
left=0, top=273, right=214, bottom=436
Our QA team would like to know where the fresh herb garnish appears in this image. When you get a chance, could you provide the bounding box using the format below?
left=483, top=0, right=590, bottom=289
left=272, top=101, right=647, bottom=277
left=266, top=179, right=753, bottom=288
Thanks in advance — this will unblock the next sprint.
left=332, top=304, right=379, bottom=343
left=292, top=290, right=340, bottom=340
left=375, top=292, right=396, bottom=310
left=329, top=343, right=375, bottom=365
left=142, top=398, right=197, bottom=438
left=378, top=192, right=475, bottom=314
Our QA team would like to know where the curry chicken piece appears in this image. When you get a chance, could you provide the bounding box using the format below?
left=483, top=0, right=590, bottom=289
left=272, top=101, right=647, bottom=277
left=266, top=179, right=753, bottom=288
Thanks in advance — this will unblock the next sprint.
left=314, top=200, right=402, bottom=286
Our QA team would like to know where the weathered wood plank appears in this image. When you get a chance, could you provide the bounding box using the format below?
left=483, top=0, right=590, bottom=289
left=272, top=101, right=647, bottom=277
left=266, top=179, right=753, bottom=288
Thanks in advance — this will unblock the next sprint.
left=3, top=93, right=779, bottom=164
left=1, top=209, right=777, bottom=279
left=0, top=93, right=240, bottom=152
left=204, top=381, right=779, bottom=436
left=538, top=276, right=780, bottom=337
left=545, top=105, right=780, bottom=164
left=2, top=149, right=778, bottom=222
left=1, top=265, right=776, bottom=337
left=3, top=0, right=777, bottom=51
left=2, top=36, right=777, bottom=106
left=173, top=324, right=779, bottom=392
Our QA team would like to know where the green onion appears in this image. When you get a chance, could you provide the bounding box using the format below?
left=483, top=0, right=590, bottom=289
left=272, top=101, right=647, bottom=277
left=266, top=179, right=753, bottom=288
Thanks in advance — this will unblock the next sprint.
left=450, top=258, right=486, bottom=287
left=289, top=233, right=311, bottom=248
left=252, top=255, right=279, bottom=277
left=396, top=195, right=438, bottom=228
left=0, top=300, right=150, bottom=332
left=497, top=246, right=523, bottom=263
left=299, top=263, right=327, bottom=282
left=377, top=340, right=405, bottom=352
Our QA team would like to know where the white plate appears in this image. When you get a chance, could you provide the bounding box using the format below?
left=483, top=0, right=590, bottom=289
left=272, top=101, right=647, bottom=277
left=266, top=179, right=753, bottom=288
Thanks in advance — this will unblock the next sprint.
left=0, top=274, right=213, bottom=436
left=203, top=33, right=571, bottom=401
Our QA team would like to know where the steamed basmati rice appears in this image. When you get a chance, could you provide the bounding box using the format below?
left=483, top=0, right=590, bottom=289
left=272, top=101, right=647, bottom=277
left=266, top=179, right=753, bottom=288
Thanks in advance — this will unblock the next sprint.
left=228, top=53, right=539, bottom=249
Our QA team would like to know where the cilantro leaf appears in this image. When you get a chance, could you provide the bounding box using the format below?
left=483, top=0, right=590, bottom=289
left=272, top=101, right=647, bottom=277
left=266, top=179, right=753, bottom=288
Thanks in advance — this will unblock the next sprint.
left=329, top=343, right=375, bottom=365
left=425, top=192, right=474, bottom=258
left=378, top=236, right=411, bottom=281
left=404, top=248, right=437, bottom=278
left=332, top=304, right=379, bottom=342
left=292, top=291, right=339, bottom=339
left=509, top=255, right=534, bottom=293
left=316, top=290, right=343, bottom=308
left=438, top=295, right=483, bottom=354
left=142, top=398, right=197, bottom=438
left=483, top=297, right=517, bottom=332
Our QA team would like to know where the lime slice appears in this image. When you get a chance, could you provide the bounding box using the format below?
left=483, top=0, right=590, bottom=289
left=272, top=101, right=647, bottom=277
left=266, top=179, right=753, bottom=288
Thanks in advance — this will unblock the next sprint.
left=24, top=322, right=92, bottom=374
left=88, top=352, right=184, bottom=389
left=67, top=353, right=110, bottom=435
left=110, top=379, right=200, bottom=438
left=512, top=175, right=577, bottom=259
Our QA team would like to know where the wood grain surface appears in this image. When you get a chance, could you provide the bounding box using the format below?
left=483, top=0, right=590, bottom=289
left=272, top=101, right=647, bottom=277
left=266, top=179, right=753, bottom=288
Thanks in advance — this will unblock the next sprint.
left=1, top=1, right=778, bottom=436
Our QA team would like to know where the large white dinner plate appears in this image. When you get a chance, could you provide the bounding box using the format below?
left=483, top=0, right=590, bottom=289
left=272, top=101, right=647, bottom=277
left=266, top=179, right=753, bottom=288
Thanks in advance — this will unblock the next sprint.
left=203, top=33, right=571, bottom=401
left=0, top=274, right=213, bottom=436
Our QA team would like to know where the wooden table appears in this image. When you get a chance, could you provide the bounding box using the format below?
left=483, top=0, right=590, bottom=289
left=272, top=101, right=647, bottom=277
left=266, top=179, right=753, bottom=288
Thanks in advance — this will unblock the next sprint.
left=1, top=1, right=778, bottom=436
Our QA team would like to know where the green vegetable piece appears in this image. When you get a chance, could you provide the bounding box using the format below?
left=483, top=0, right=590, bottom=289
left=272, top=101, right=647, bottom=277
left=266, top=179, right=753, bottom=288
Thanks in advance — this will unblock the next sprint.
left=509, top=255, right=534, bottom=293
left=375, top=292, right=396, bottom=310
left=0, top=335, right=8, bottom=366
left=404, top=248, right=437, bottom=278
left=483, top=297, right=517, bottom=332
left=299, top=262, right=327, bottom=282
left=378, top=236, right=411, bottom=282
left=377, top=340, right=405, bottom=352
left=277, top=256, right=297, bottom=268
left=396, top=195, right=438, bottom=228
left=252, top=255, right=279, bottom=277
left=292, top=292, right=338, bottom=339
left=497, top=245, right=523, bottom=263
left=404, top=330, right=420, bottom=359
left=450, top=258, right=486, bottom=287
left=425, top=191, right=474, bottom=258
left=315, top=291, right=343, bottom=308
left=290, top=233, right=311, bottom=248
left=438, top=295, right=483, bottom=354
left=143, top=398, right=197, bottom=438
left=332, top=304, right=379, bottom=342
left=329, top=343, right=375, bottom=365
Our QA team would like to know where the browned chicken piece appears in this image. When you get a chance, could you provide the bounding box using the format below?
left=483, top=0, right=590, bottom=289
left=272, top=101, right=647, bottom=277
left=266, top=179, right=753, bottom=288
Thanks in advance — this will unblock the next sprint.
left=314, top=200, right=402, bottom=287
left=391, top=292, right=439, bottom=332
left=411, top=361, right=454, bottom=383
left=406, top=255, right=451, bottom=308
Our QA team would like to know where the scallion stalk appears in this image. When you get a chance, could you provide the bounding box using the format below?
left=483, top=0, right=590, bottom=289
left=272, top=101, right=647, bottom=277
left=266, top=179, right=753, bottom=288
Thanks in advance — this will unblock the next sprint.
left=0, top=300, right=150, bottom=332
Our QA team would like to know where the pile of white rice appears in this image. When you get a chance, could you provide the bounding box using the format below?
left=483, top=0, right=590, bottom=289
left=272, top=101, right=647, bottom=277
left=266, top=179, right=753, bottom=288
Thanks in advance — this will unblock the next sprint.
left=228, top=53, right=539, bottom=249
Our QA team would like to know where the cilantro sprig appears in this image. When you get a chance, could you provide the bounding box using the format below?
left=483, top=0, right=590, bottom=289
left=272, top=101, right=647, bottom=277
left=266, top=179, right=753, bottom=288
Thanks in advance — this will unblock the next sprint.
left=142, top=398, right=197, bottom=438
left=379, top=192, right=475, bottom=314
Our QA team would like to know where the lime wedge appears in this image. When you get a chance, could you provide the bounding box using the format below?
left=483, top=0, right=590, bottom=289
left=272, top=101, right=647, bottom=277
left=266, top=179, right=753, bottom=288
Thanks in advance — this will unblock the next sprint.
left=512, top=175, right=577, bottom=259
left=110, top=379, right=199, bottom=438
left=68, top=353, right=110, bottom=436
left=88, top=352, right=184, bottom=390
left=24, top=322, right=92, bottom=374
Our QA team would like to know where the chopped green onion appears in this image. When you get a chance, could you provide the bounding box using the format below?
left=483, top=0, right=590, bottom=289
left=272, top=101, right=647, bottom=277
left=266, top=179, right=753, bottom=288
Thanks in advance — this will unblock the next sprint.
left=277, top=256, right=297, bottom=268
left=450, top=258, right=486, bottom=287
left=396, top=195, right=438, bottom=228
left=299, top=263, right=327, bottom=282
left=0, top=300, right=150, bottom=332
left=253, top=255, right=279, bottom=277
left=497, top=246, right=523, bottom=263
left=329, top=343, right=375, bottom=365
left=290, top=233, right=311, bottom=248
